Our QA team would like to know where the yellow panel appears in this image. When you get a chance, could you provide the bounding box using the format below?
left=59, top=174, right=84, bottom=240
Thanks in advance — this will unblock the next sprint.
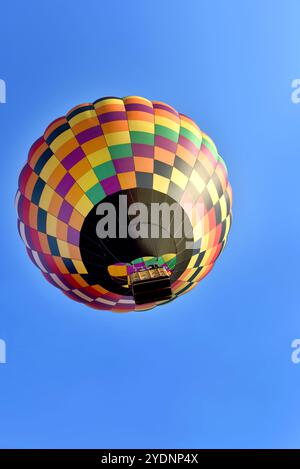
left=39, top=185, right=55, bottom=210
left=187, top=254, right=198, bottom=268
left=155, top=116, right=179, bottom=133
left=207, top=179, right=219, bottom=205
left=200, top=232, right=209, bottom=252
left=224, top=216, right=231, bottom=238
left=189, top=203, right=205, bottom=228
left=39, top=156, right=60, bottom=181
left=153, top=174, right=170, bottom=193
left=87, top=148, right=112, bottom=166
left=50, top=129, right=74, bottom=153
left=75, top=195, right=94, bottom=216
left=171, top=167, right=188, bottom=190
left=193, top=221, right=204, bottom=242
left=219, top=194, right=227, bottom=221
left=105, top=131, right=130, bottom=146
left=161, top=253, right=176, bottom=262
left=127, top=120, right=153, bottom=132
left=125, top=96, right=152, bottom=106
left=77, top=170, right=99, bottom=191
left=57, top=239, right=70, bottom=258
left=46, top=213, right=57, bottom=237
left=72, top=260, right=88, bottom=274
left=200, top=249, right=212, bottom=267
left=190, top=169, right=205, bottom=193
left=94, top=98, right=123, bottom=109
left=68, top=109, right=97, bottom=126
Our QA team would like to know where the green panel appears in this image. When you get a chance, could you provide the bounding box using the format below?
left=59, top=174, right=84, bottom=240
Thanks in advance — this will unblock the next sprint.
left=167, top=257, right=177, bottom=270
left=155, top=124, right=179, bottom=143
left=109, top=144, right=133, bottom=159
left=130, top=131, right=154, bottom=145
left=94, top=161, right=116, bottom=180
left=202, top=137, right=219, bottom=161
left=145, top=257, right=156, bottom=266
left=180, top=126, right=202, bottom=147
left=217, top=155, right=227, bottom=172
left=86, top=183, right=106, bottom=204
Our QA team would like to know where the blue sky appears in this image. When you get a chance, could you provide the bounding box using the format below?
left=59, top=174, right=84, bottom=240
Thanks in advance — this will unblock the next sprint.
left=0, top=0, right=300, bottom=449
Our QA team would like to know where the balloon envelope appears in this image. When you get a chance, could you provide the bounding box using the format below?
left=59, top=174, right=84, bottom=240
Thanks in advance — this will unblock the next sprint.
left=16, top=96, right=232, bottom=312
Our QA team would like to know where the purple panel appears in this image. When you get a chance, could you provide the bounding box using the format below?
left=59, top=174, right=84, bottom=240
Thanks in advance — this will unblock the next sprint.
left=76, top=126, right=103, bottom=144
left=155, top=135, right=177, bottom=153
left=153, top=103, right=178, bottom=117
left=67, top=226, right=80, bottom=245
left=132, top=262, right=145, bottom=270
left=125, top=103, right=153, bottom=114
left=51, top=272, right=74, bottom=290
left=24, top=225, right=33, bottom=248
left=56, top=173, right=75, bottom=197
left=64, top=290, right=84, bottom=303
left=43, top=272, right=72, bottom=290
left=26, top=246, right=36, bottom=266
left=58, top=200, right=73, bottom=223
left=62, top=147, right=85, bottom=170
left=17, top=194, right=24, bottom=219
left=132, top=143, right=154, bottom=157
left=99, top=112, right=127, bottom=124
left=36, top=251, right=48, bottom=272
left=19, top=163, right=32, bottom=193
left=113, top=157, right=134, bottom=173
left=42, top=272, right=58, bottom=288
left=101, top=175, right=121, bottom=195
left=179, top=134, right=199, bottom=155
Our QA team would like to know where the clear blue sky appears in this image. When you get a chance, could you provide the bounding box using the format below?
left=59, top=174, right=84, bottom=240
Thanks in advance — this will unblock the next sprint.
left=0, top=0, right=300, bottom=449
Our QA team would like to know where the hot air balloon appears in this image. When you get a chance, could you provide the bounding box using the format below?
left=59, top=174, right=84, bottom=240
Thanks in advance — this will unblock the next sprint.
left=16, top=96, right=232, bottom=312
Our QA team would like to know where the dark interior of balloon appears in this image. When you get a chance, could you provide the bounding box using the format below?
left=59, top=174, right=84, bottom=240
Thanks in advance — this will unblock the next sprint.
left=79, top=188, right=193, bottom=305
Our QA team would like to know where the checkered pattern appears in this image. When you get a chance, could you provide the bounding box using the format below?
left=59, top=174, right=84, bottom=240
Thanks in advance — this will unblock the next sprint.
left=16, top=96, right=232, bottom=313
